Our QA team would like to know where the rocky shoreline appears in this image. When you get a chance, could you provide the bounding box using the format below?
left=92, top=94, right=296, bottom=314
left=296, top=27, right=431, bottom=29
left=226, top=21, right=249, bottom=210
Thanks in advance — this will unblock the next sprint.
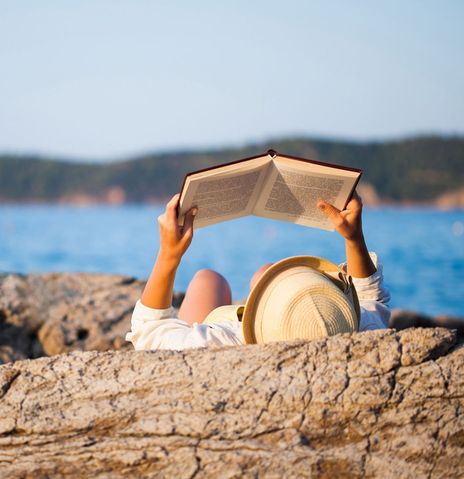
left=1, top=272, right=462, bottom=365
left=0, top=272, right=463, bottom=477
left=0, top=272, right=184, bottom=364
left=1, top=182, right=464, bottom=209
left=0, top=327, right=463, bottom=477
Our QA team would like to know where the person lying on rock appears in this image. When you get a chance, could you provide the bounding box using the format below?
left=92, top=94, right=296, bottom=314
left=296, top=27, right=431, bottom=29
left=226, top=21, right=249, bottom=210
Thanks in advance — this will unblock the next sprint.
left=125, top=192, right=390, bottom=350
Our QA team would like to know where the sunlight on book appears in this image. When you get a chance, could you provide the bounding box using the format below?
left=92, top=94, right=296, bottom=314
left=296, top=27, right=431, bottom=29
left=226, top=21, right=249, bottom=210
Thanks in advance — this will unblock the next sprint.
left=178, top=150, right=361, bottom=231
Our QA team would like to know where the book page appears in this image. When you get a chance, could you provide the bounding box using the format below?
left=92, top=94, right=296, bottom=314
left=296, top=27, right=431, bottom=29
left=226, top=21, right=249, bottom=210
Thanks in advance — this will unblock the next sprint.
left=178, top=161, right=270, bottom=229
left=254, top=161, right=359, bottom=230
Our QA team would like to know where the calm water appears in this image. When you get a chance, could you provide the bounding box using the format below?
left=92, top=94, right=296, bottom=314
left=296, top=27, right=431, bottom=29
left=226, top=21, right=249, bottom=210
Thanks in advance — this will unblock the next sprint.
left=0, top=205, right=463, bottom=316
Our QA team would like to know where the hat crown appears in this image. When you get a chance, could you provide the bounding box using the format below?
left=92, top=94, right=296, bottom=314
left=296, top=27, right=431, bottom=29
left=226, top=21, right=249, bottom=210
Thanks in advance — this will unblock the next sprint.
left=243, top=256, right=360, bottom=344
left=259, top=268, right=329, bottom=341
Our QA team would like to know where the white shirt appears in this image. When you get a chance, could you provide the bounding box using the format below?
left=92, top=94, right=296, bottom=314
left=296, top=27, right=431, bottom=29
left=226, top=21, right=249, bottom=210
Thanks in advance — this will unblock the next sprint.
left=126, top=253, right=391, bottom=351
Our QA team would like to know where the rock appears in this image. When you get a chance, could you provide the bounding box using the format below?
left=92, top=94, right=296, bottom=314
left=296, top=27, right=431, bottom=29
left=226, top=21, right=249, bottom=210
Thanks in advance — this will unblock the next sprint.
left=0, top=327, right=462, bottom=478
left=0, top=273, right=143, bottom=363
left=435, top=187, right=464, bottom=209
left=0, top=273, right=185, bottom=364
left=0, top=274, right=46, bottom=363
left=1, top=272, right=462, bottom=367
left=390, top=309, right=464, bottom=338
left=35, top=273, right=144, bottom=357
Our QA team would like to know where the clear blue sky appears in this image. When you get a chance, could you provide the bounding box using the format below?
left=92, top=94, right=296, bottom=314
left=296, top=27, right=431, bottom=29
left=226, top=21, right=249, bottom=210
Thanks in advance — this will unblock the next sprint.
left=1, top=0, right=463, bottom=160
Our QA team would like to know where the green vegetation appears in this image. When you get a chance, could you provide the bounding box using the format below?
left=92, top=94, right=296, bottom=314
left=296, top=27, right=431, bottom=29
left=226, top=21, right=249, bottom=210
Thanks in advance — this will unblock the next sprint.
left=0, top=136, right=463, bottom=202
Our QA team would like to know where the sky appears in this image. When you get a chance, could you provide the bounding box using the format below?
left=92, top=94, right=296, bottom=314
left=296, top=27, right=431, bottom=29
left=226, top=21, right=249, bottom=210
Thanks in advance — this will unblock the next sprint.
left=1, top=0, right=463, bottom=160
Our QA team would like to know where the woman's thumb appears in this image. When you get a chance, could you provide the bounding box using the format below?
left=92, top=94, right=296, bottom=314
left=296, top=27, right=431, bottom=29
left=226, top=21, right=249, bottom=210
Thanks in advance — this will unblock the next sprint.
left=317, top=200, right=343, bottom=225
left=182, top=207, right=197, bottom=236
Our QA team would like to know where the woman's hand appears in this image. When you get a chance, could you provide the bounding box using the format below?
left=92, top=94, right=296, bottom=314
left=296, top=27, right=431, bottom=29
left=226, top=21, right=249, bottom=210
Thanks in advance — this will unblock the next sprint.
left=317, top=191, right=375, bottom=278
left=317, top=191, right=363, bottom=243
left=158, top=194, right=197, bottom=265
left=141, top=194, right=197, bottom=309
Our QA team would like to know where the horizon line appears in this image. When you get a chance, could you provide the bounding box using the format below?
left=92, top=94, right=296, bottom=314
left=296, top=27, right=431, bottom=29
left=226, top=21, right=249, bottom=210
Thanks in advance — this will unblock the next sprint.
left=0, top=131, right=463, bottom=164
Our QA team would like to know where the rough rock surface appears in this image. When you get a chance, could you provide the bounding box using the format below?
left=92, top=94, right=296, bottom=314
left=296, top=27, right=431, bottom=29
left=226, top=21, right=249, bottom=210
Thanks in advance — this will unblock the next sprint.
left=2, top=272, right=463, bottom=367
left=0, top=327, right=462, bottom=478
left=390, top=309, right=464, bottom=338
left=0, top=273, right=184, bottom=364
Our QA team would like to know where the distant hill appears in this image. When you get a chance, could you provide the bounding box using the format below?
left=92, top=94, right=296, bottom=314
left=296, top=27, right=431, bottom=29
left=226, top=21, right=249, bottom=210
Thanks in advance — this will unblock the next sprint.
left=1, top=136, right=463, bottom=206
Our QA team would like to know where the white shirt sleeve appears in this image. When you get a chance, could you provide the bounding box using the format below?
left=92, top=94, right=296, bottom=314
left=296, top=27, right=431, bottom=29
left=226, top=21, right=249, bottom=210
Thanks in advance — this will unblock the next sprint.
left=338, top=252, right=391, bottom=331
left=125, top=300, right=244, bottom=351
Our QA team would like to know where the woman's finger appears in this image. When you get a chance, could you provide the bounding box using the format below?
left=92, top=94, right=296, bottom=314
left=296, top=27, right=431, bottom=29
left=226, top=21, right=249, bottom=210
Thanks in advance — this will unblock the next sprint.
left=165, top=193, right=180, bottom=224
left=182, top=207, right=197, bottom=238
left=167, top=193, right=180, bottom=207
left=345, top=192, right=363, bottom=214
left=317, top=200, right=344, bottom=227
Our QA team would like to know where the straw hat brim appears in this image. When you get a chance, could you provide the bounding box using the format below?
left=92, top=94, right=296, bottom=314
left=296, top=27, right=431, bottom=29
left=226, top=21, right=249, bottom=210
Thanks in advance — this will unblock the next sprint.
left=242, top=256, right=360, bottom=344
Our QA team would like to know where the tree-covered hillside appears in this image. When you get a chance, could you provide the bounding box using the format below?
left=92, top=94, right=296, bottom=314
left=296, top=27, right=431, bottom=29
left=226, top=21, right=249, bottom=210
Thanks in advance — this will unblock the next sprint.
left=0, top=136, right=463, bottom=203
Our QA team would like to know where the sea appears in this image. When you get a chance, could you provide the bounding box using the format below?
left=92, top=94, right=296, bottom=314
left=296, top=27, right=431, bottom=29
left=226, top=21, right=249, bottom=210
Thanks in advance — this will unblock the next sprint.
left=0, top=205, right=463, bottom=317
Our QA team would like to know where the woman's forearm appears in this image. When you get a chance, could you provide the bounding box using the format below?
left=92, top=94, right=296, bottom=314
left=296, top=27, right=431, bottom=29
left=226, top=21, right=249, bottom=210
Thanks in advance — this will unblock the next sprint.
left=141, top=253, right=179, bottom=309
left=141, top=194, right=196, bottom=309
left=345, top=235, right=376, bottom=278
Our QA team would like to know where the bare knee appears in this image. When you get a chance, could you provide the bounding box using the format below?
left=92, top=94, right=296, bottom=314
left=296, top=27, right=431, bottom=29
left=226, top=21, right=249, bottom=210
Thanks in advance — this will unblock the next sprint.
left=192, top=269, right=232, bottom=300
left=179, top=269, right=232, bottom=325
left=250, top=263, right=273, bottom=290
left=193, top=269, right=228, bottom=286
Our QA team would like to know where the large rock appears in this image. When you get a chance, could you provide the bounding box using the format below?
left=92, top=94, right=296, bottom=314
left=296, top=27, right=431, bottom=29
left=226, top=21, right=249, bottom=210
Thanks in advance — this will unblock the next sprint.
left=2, top=273, right=462, bottom=366
left=0, top=273, right=143, bottom=363
left=390, top=309, right=464, bottom=338
left=0, top=327, right=462, bottom=478
left=0, top=273, right=185, bottom=364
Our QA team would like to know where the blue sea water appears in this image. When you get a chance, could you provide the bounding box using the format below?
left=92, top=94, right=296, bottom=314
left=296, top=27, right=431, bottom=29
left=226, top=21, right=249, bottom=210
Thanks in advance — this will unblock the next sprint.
left=0, top=205, right=463, bottom=316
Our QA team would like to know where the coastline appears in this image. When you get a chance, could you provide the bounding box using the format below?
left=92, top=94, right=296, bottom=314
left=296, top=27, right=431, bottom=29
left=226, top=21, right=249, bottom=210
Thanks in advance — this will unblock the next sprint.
left=0, top=197, right=463, bottom=210
left=1, top=182, right=463, bottom=209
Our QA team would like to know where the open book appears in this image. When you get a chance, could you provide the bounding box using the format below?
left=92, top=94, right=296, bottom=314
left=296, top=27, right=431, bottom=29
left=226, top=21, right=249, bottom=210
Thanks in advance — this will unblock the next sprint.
left=178, top=149, right=362, bottom=231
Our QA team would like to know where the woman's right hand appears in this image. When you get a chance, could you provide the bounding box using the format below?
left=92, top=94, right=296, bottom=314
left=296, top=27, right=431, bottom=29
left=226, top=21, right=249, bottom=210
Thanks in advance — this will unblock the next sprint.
left=157, top=194, right=197, bottom=265
left=317, top=191, right=364, bottom=243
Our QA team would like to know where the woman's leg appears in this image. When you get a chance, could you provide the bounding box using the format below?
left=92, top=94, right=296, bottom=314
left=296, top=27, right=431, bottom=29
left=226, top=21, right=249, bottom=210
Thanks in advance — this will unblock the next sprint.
left=178, top=269, right=232, bottom=326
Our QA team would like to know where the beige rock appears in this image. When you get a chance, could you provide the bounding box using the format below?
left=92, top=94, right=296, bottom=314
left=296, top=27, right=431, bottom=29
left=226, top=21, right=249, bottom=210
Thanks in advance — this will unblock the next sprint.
left=435, top=187, right=464, bottom=209
left=0, top=273, right=184, bottom=363
left=0, top=327, right=462, bottom=478
left=36, top=273, right=144, bottom=357
left=0, top=273, right=143, bottom=363
left=390, top=309, right=464, bottom=339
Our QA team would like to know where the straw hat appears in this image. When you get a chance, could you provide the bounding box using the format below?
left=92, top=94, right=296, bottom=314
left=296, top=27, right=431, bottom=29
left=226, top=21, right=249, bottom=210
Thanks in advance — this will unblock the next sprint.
left=242, top=256, right=360, bottom=344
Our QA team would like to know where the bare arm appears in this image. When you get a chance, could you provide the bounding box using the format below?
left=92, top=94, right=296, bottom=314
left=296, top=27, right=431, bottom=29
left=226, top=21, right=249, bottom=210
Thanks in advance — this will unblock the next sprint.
left=317, top=192, right=376, bottom=278
left=141, top=194, right=197, bottom=309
